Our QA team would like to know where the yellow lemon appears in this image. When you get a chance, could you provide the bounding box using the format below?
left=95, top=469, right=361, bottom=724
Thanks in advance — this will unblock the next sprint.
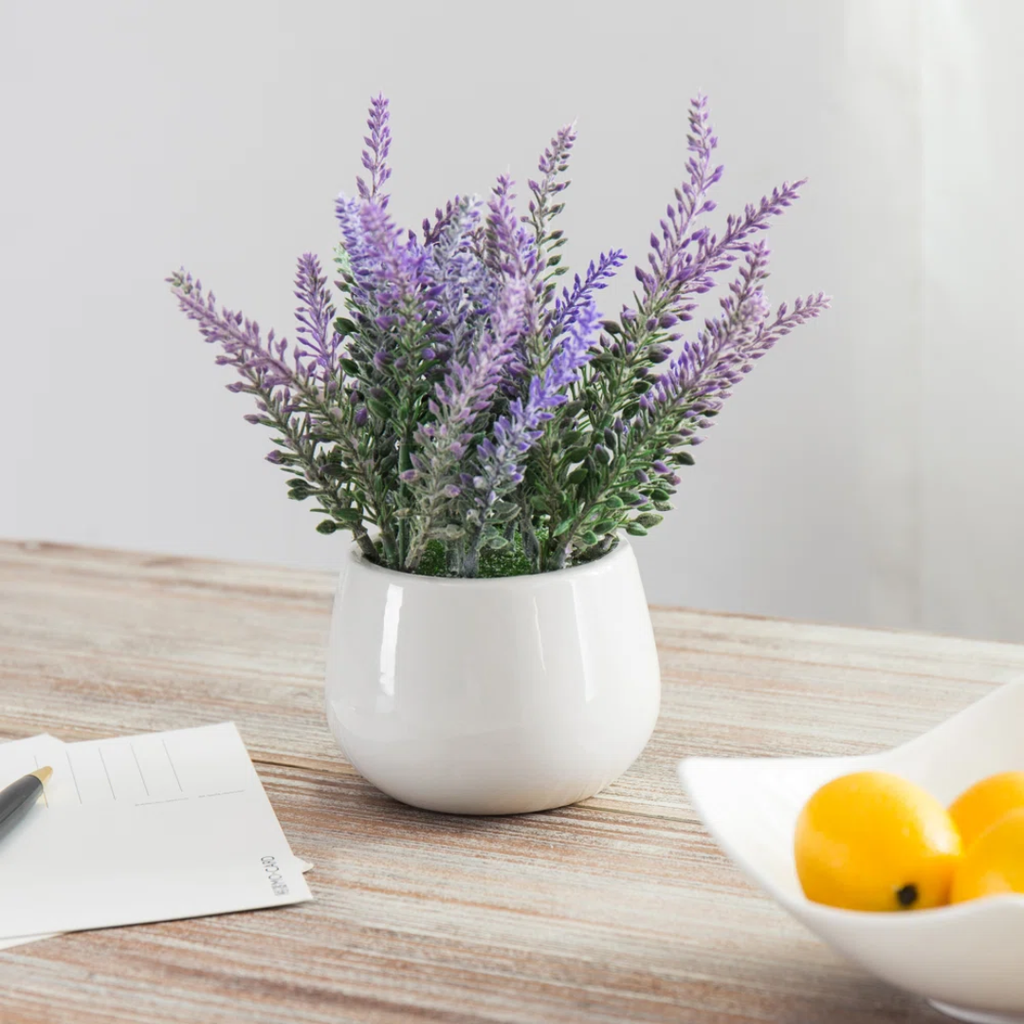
left=951, top=808, right=1024, bottom=903
left=794, top=771, right=962, bottom=911
left=948, top=771, right=1024, bottom=849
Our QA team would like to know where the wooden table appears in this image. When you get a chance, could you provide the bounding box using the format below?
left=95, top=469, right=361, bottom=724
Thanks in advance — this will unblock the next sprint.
left=3, top=541, right=1024, bottom=1024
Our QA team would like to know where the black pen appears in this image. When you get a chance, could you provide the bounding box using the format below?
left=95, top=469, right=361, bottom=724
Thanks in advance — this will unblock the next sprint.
left=0, top=767, right=52, bottom=841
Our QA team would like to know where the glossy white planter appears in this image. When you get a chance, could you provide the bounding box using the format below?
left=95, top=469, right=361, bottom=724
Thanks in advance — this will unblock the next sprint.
left=325, top=539, right=661, bottom=815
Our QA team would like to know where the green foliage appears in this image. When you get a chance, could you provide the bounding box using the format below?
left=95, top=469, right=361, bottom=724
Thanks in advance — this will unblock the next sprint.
left=411, top=539, right=534, bottom=579
left=171, top=96, right=826, bottom=580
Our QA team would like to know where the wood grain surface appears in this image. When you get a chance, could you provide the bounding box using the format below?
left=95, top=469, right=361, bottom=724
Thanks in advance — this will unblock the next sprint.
left=2, top=539, right=1023, bottom=1023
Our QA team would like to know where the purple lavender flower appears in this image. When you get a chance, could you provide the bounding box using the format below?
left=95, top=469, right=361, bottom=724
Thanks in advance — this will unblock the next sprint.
left=533, top=123, right=576, bottom=189
left=334, top=188, right=446, bottom=433
left=294, top=253, right=342, bottom=385
left=168, top=270, right=301, bottom=402
left=629, top=95, right=803, bottom=329
left=422, top=195, right=465, bottom=246
left=424, top=197, right=495, bottom=359
left=484, top=176, right=543, bottom=339
left=427, top=280, right=526, bottom=434
left=549, top=249, right=627, bottom=335
left=403, top=281, right=526, bottom=569
left=548, top=296, right=602, bottom=387
left=525, top=123, right=576, bottom=257
left=474, top=295, right=603, bottom=505
left=638, top=242, right=829, bottom=435
left=360, top=201, right=433, bottom=320
left=357, top=94, right=392, bottom=206
left=169, top=91, right=829, bottom=577
left=165, top=269, right=391, bottom=560
left=475, top=378, right=559, bottom=498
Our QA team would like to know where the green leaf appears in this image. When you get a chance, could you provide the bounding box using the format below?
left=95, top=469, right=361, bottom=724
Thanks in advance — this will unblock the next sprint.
left=320, top=463, right=347, bottom=479
left=636, top=513, right=663, bottom=528
left=625, top=522, right=648, bottom=536
left=365, top=397, right=390, bottom=420
left=593, top=520, right=617, bottom=535
left=333, top=317, right=357, bottom=335
left=603, top=495, right=624, bottom=510
left=562, top=430, right=584, bottom=446
left=650, top=488, right=672, bottom=502
left=334, top=507, right=363, bottom=525
left=340, top=358, right=360, bottom=376
left=568, top=467, right=588, bottom=485
left=552, top=519, right=574, bottom=538
left=316, top=520, right=338, bottom=534
left=675, top=451, right=695, bottom=466
left=579, top=530, right=599, bottom=546
left=621, top=401, right=640, bottom=419
left=565, top=447, right=588, bottom=463
left=620, top=490, right=642, bottom=505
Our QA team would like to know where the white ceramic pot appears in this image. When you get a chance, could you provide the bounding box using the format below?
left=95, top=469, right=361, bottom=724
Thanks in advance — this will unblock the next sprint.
left=324, top=538, right=661, bottom=815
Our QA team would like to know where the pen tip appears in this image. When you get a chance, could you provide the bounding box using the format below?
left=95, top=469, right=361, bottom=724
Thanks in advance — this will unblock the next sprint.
left=30, top=766, right=53, bottom=785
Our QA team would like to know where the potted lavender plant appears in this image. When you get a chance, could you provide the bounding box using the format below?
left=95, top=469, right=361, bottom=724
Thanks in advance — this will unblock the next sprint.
left=170, top=94, right=827, bottom=814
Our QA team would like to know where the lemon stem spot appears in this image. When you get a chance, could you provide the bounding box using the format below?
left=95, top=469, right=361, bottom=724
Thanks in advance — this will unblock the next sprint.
left=896, top=884, right=918, bottom=908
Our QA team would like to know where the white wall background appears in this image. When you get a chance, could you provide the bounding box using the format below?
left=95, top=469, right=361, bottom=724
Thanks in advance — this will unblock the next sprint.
left=1, top=0, right=1021, bottom=643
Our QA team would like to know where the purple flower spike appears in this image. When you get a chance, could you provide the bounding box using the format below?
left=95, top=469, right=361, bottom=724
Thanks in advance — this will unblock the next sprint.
left=294, top=253, right=342, bottom=383
left=169, top=91, right=828, bottom=578
left=635, top=242, right=829, bottom=449
left=356, top=94, right=392, bottom=206
left=550, top=249, right=627, bottom=337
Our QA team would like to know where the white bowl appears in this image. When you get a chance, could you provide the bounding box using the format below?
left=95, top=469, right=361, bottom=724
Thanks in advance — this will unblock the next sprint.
left=680, top=681, right=1024, bottom=1023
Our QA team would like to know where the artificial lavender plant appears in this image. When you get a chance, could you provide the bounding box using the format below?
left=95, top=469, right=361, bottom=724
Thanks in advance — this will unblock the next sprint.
left=170, top=94, right=829, bottom=577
